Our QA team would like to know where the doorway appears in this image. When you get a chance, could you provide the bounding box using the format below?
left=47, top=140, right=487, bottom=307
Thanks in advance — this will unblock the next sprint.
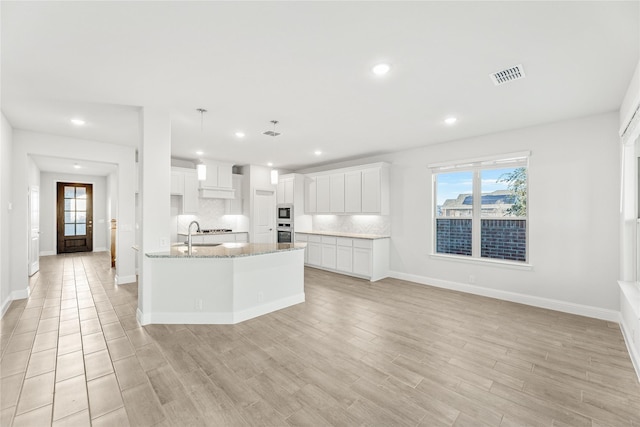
left=253, top=189, right=275, bottom=243
left=57, top=182, right=93, bottom=253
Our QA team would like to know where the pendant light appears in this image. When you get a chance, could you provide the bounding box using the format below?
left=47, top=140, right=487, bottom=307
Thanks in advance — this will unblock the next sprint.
left=195, top=108, right=207, bottom=181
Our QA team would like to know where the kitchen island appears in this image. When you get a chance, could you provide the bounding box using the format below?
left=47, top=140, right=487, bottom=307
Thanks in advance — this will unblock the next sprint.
left=144, top=242, right=306, bottom=324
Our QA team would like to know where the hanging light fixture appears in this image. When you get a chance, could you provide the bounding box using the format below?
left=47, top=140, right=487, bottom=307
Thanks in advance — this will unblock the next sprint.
left=195, top=108, right=207, bottom=181
left=266, top=120, right=279, bottom=184
left=270, top=169, right=279, bottom=185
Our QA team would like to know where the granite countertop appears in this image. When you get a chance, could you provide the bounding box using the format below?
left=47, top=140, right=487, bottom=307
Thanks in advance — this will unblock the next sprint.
left=296, top=231, right=390, bottom=240
left=177, top=231, right=249, bottom=236
left=146, top=242, right=306, bottom=258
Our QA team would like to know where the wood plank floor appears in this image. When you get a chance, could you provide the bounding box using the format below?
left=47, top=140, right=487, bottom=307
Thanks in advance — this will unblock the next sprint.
left=1, top=251, right=639, bottom=426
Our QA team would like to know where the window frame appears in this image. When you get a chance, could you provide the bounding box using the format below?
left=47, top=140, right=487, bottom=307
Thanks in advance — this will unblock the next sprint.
left=430, top=152, right=531, bottom=267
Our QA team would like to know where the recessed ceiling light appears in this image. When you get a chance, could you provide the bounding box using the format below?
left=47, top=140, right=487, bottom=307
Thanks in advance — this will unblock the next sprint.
left=195, top=150, right=204, bottom=156
left=235, top=131, right=245, bottom=138
left=444, top=117, right=458, bottom=125
left=267, top=162, right=273, bottom=167
left=73, top=163, right=81, bottom=169
left=70, top=118, right=85, bottom=126
left=314, top=150, right=322, bottom=156
left=372, top=63, right=391, bottom=76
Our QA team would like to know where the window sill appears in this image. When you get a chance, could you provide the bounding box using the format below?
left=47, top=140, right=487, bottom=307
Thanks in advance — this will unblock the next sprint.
left=429, top=253, right=533, bottom=271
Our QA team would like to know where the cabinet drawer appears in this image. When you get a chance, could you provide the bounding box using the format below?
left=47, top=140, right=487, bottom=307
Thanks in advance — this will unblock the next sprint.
left=321, top=236, right=337, bottom=244
left=353, top=239, right=373, bottom=249
left=308, top=235, right=322, bottom=243
left=336, top=237, right=353, bottom=247
left=296, top=233, right=308, bottom=242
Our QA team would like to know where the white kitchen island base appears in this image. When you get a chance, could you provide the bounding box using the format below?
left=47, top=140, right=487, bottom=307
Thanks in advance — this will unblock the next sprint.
left=140, top=244, right=305, bottom=324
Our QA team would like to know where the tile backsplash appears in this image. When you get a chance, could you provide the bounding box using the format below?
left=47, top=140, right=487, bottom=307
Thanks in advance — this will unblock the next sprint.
left=312, top=215, right=390, bottom=236
left=172, top=197, right=248, bottom=241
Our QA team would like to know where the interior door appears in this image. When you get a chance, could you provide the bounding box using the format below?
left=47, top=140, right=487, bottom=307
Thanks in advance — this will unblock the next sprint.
left=57, top=182, right=93, bottom=253
left=28, top=185, right=40, bottom=276
left=253, top=189, right=275, bottom=243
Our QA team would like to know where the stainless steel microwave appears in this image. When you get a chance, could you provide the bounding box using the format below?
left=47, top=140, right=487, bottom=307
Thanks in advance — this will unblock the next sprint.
left=277, top=204, right=293, bottom=220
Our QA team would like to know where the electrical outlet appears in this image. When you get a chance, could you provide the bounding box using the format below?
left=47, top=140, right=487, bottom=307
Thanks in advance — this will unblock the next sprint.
left=195, top=298, right=203, bottom=311
left=160, top=238, right=168, bottom=247
left=257, top=292, right=264, bottom=303
left=469, top=275, right=476, bottom=284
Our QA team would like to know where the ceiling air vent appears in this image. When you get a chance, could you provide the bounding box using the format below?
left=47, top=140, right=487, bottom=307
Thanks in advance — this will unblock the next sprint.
left=489, top=64, right=525, bottom=86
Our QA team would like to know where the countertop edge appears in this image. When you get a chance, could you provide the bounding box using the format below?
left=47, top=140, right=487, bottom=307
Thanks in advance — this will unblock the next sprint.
left=295, top=231, right=390, bottom=240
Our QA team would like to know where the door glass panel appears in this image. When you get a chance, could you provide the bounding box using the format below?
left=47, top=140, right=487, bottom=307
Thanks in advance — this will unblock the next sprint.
left=65, top=199, right=75, bottom=210
left=64, top=186, right=75, bottom=198
left=76, top=187, right=86, bottom=199
left=76, top=212, right=86, bottom=223
left=76, top=200, right=86, bottom=211
left=65, top=224, right=76, bottom=236
left=76, top=224, right=86, bottom=235
left=64, top=212, right=75, bottom=223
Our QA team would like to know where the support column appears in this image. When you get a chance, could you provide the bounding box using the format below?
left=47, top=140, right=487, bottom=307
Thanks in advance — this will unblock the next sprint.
left=137, top=107, right=171, bottom=324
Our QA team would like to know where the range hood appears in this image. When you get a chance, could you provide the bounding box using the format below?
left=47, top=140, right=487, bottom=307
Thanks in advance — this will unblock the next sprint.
left=199, top=187, right=235, bottom=199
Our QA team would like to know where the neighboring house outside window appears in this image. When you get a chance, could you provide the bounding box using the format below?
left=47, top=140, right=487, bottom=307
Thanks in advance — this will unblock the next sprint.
left=431, top=153, right=528, bottom=263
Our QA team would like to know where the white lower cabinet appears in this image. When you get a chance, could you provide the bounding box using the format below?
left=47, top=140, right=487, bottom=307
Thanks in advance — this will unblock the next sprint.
left=321, top=236, right=337, bottom=269
left=306, top=235, right=322, bottom=266
left=296, top=233, right=389, bottom=281
left=336, top=238, right=353, bottom=273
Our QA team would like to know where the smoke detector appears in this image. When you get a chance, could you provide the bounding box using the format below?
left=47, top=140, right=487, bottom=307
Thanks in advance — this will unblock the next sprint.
left=489, top=64, right=525, bottom=86
left=263, top=120, right=281, bottom=137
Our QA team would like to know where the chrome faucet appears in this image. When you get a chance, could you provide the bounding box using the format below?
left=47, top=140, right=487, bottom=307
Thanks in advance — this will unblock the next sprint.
left=187, top=220, right=201, bottom=253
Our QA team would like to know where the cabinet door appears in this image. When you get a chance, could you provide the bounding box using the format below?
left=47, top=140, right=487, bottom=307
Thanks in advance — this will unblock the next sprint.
left=316, top=175, right=331, bottom=213
left=362, top=168, right=381, bottom=213
left=336, top=245, right=353, bottom=272
left=171, top=171, right=184, bottom=195
left=217, top=164, right=233, bottom=188
left=344, top=171, right=362, bottom=213
left=235, top=233, right=249, bottom=243
left=277, top=180, right=285, bottom=204
left=353, top=247, right=372, bottom=277
left=284, top=179, right=295, bottom=204
left=321, top=244, right=337, bottom=269
left=225, top=175, right=244, bottom=215
left=201, top=163, right=219, bottom=188
left=307, top=242, right=322, bottom=266
left=305, top=177, right=317, bottom=213
left=330, top=173, right=345, bottom=213
left=183, top=171, right=199, bottom=214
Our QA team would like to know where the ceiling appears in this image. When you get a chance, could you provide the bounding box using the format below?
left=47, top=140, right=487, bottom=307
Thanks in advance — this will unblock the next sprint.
left=2, top=1, right=638, bottom=172
left=31, top=155, right=117, bottom=177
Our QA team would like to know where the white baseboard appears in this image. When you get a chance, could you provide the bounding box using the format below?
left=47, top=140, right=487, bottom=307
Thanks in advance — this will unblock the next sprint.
left=136, top=293, right=305, bottom=325
left=1, top=287, right=30, bottom=318
left=115, top=274, right=137, bottom=285
left=93, top=247, right=107, bottom=252
left=388, top=271, right=620, bottom=322
left=39, top=250, right=55, bottom=256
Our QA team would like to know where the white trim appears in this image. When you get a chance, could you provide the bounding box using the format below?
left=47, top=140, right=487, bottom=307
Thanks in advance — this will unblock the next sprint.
left=429, top=253, right=533, bottom=271
left=115, top=274, right=136, bottom=285
left=39, top=250, right=55, bottom=256
left=137, top=293, right=305, bottom=325
left=93, top=247, right=107, bottom=252
left=619, top=312, right=640, bottom=382
left=1, top=296, right=12, bottom=317
left=389, top=270, right=619, bottom=322
left=1, top=286, right=31, bottom=317
left=619, top=280, right=640, bottom=381
left=428, top=151, right=530, bottom=171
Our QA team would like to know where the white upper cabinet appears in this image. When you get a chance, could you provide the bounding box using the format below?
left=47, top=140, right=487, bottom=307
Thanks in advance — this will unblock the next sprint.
left=330, top=173, right=345, bottom=213
left=225, top=174, right=244, bottom=215
left=316, top=175, right=331, bottom=213
left=199, top=160, right=235, bottom=199
left=304, top=162, right=389, bottom=215
left=277, top=176, right=295, bottom=205
left=344, top=171, right=362, bottom=213
left=304, top=177, right=317, bottom=213
left=171, top=167, right=198, bottom=214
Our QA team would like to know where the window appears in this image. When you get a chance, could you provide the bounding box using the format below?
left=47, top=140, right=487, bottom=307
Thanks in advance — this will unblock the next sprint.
left=432, top=153, right=528, bottom=263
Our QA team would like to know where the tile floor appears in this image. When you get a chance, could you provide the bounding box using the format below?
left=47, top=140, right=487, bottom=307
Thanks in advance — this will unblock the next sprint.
left=1, top=251, right=640, bottom=426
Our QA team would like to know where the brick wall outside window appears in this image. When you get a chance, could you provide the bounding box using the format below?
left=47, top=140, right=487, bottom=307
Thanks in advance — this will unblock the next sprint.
left=436, top=218, right=472, bottom=256
left=481, top=219, right=526, bottom=261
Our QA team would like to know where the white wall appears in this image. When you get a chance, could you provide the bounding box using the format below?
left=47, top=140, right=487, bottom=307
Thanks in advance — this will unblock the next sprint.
left=299, top=112, right=621, bottom=317
left=12, top=130, right=137, bottom=292
left=39, top=172, right=108, bottom=255
left=1, top=112, right=13, bottom=315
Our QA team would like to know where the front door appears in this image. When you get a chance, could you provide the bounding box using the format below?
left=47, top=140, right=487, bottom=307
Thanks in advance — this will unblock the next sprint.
left=57, top=182, right=93, bottom=253
left=253, top=189, right=275, bottom=243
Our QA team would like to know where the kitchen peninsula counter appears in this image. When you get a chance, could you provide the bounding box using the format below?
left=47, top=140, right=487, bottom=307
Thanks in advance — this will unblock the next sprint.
left=141, top=243, right=305, bottom=325
left=146, top=242, right=305, bottom=258
left=296, top=231, right=390, bottom=240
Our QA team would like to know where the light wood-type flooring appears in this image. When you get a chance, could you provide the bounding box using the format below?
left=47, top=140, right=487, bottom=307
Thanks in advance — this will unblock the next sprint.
left=1, top=251, right=640, bottom=426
